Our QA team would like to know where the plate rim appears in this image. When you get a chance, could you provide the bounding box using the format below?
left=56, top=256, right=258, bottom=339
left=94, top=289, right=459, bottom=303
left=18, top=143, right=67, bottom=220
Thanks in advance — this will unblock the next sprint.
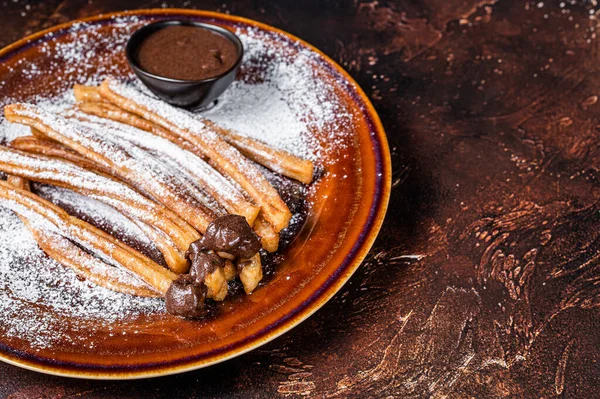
left=0, top=8, right=392, bottom=380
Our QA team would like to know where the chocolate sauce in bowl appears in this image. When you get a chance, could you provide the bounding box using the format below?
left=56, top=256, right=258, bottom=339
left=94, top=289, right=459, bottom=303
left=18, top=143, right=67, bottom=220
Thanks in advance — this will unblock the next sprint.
left=136, top=25, right=238, bottom=81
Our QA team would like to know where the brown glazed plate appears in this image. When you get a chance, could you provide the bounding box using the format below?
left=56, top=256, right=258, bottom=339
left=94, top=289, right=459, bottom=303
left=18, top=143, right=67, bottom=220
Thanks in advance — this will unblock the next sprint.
left=0, top=9, right=390, bottom=379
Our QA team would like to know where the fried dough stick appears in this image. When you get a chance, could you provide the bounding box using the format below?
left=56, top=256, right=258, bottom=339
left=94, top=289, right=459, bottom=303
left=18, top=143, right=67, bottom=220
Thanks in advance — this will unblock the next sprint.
left=0, top=180, right=177, bottom=295
left=73, top=102, right=280, bottom=251
left=11, top=135, right=112, bottom=176
left=0, top=144, right=199, bottom=272
left=74, top=84, right=314, bottom=184
left=4, top=103, right=215, bottom=233
left=12, top=135, right=201, bottom=234
left=0, top=146, right=200, bottom=255
left=134, top=221, right=188, bottom=274
left=73, top=88, right=286, bottom=250
left=237, top=253, right=263, bottom=294
left=10, top=137, right=210, bottom=267
left=6, top=175, right=160, bottom=297
left=73, top=84, right=103, bottom=102
left=68, top=107, right=261, bottom=226
left=205, top=120, right=314, bottom=184
left=98, top=79, right=291, bottom=232
left=65, top=115, right=226, bottom=218
left=252, top=216, right=279, bottom=253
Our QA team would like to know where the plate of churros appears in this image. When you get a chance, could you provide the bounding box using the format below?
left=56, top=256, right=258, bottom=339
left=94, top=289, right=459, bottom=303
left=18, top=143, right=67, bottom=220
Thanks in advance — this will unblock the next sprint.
left=0, top=9, right=390, bottom=378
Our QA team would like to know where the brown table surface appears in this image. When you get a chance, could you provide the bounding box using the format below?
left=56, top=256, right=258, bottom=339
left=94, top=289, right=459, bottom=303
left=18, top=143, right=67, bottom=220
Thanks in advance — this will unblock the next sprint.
left=2, top=0, right=600, bottom=397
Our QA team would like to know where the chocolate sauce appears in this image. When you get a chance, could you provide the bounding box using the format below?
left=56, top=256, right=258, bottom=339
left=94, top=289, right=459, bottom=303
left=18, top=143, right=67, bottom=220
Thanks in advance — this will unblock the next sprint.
left=165, top=275, right=207, bottom=319
left=188, top=248, right=224, bottom=284
left=167, top=215, right=262, bottom=318
left=136, top=25, right=238, bottom=81
left=198, top=215, right=261, bottom=259
left=162, top=165, right=314, bottom=318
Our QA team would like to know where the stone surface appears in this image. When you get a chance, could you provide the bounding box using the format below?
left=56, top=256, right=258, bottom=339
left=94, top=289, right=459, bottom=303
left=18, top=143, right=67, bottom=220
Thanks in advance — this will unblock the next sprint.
left=2, top=0, right=600, bottom=397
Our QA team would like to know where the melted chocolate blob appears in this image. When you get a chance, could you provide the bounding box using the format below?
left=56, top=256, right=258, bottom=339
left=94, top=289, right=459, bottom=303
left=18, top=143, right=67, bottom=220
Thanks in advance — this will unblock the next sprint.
left=165, top=275, right=207, bottom=319
left=188, top=248, right=225, bottom=284
left=200, top=215, right=261, bottom=259
left=166, top=175, right=310, bottom=318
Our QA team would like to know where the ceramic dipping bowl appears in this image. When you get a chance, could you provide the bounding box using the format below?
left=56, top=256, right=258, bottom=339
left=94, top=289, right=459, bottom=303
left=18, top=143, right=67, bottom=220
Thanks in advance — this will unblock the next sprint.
left=126, top=20, right=244, bottom=110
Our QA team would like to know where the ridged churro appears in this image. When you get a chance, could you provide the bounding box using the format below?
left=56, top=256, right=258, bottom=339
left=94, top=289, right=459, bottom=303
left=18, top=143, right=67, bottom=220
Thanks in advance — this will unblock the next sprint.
left=75, top=85, right=314, bottom=184
left=68, top=108, right=260, bottom=225
left=4, top=103, right=216, bottom=233
left=1, top=77, right=314, bottom=318
left=0, top=144, right=198, bottom=273
left=98, top=79, right=292, bottom=232
left=0, top=179, right=177, bottom=295
left=7, top=175, right=160, bottom=297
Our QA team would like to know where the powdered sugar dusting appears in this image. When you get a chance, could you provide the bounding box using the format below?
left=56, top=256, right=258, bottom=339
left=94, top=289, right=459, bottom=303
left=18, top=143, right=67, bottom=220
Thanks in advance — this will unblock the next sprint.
left=69, top=114, right=228, bottom=213
left=0, top=206, right=162, bottom=350
left=0, top=120, right=31, bottom=142
left=203, top=27, right=353, bottom=162
left=71, top=110, right=243, bottom=207
left=9, top=104, right=211, bottom=220
left=0, top=15, right=356, bottom=350
left=34, top=184, right=156, bottom=252
left=0, top=16, right=141, bottom=95
left=105, top=78, right=298, bottom=214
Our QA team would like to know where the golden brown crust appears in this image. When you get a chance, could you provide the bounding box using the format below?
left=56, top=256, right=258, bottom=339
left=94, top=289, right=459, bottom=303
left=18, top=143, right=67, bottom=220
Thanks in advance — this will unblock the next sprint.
left=135, top=221, right=189, bottom=274
left=0, top=179, right=176, bottom=295
left=4, top=103, right=215, bottom=234
left=253, top=215, right=280, bottom=253
left=205, top=120, right=314, bottom=184
left=73, top=84, right=104, bottom=103
left=98, top=79, right=292, bottom=233
left=238, top=253, right=263, bottom=294
left=75, top=85, right=314, bottom=183
left=1, top=80, right=315, bottom=306
left=10, top=135, right=112, bottom=176
left=0, top=144, right=200, bottom=269
left=72, top=101, right=262, bottom=226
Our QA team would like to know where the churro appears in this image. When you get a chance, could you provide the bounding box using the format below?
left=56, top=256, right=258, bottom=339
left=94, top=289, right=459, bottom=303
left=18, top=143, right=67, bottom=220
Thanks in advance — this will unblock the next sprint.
left=75, top=85, right=314, bottom=184
left=68, top=108, right=260, bottom=225
left=238, top=253, right=263, bottom=294
left=1, top=74, right=315, bottom=318
left=205, top=120, right=314, bottom=184
left=0, top=144, right=199, bottom=269
left=7, top=175, right=160, bottom=297
left=98, top=79, right=292, bottom=232
left=10, top=135, right=112, bottom=176
left=4, top=103, right=216, bottom=233
left=0, top=179, right=177, bottom=295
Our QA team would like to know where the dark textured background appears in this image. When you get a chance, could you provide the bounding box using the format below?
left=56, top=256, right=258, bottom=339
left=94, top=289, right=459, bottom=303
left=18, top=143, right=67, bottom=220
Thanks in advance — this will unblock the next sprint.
left=2, top=0, right=600, bottom=397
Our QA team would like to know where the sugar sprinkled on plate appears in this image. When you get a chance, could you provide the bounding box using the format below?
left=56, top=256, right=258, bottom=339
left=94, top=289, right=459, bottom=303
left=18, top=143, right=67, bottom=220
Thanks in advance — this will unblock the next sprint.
left=0, top=206, right=163, bottom=349
left=203, top=27, right=352, bottom=161
left=0, top=15, right=355, bottom=349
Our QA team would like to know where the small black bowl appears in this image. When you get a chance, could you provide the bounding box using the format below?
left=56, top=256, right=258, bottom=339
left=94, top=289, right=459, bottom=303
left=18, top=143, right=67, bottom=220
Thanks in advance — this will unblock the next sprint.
left=125, top=20, right=244, bottom=110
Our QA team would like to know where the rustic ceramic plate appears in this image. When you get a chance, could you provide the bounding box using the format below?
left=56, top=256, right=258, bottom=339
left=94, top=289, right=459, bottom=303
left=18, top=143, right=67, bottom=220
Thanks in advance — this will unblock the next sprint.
left=0, top=9, right=390, bottom=379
